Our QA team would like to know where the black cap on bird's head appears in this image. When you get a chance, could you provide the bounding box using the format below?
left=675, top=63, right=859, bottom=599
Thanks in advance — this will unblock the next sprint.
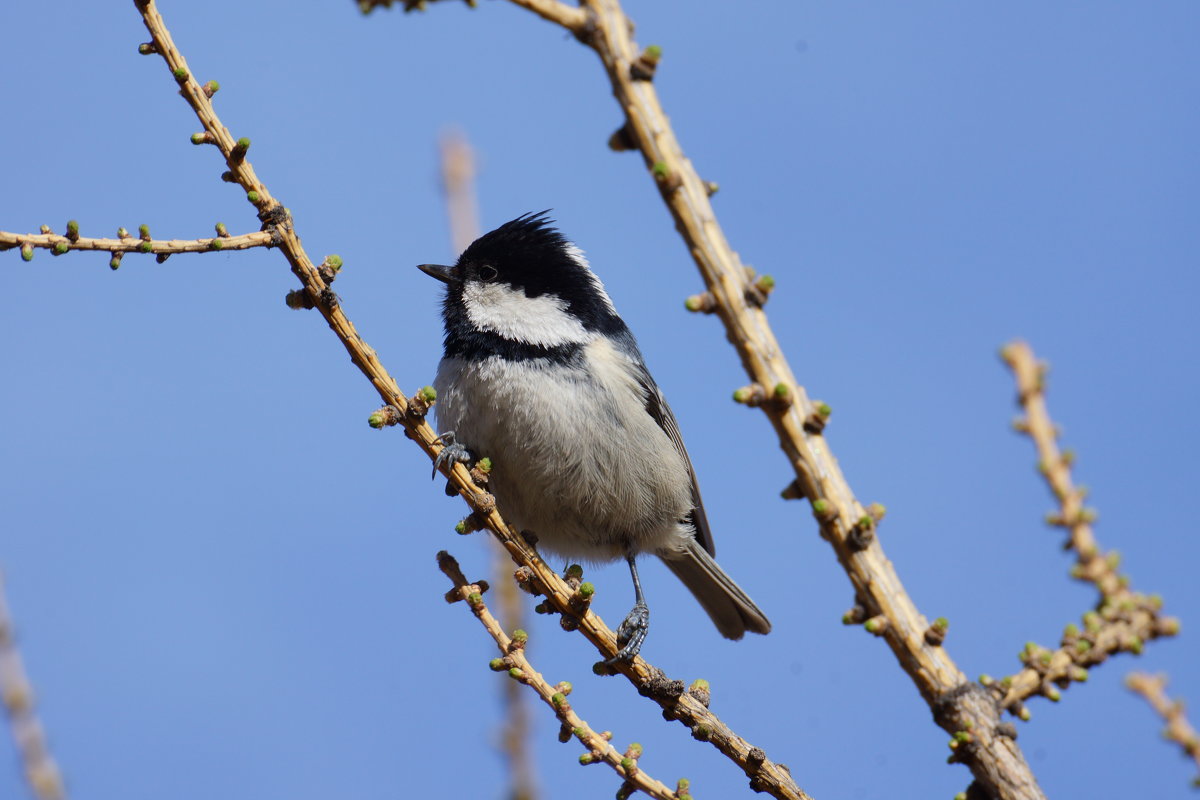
left=418, top=212, right=625, bottom=348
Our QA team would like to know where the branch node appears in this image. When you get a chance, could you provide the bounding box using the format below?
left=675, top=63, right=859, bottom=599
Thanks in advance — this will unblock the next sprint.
left=847, top=516, right=875, bottom=551
left=284, top=288, right=315, bottom=310
left=231, top=136, right=251, bottom=163
left=471, top=491, right=495, bottom=514
left=406, top=386, right=436, bottom=418
left=996, top=721, right=1018, bottom=740
left=629, top=44, right=661, bottom=80
left=810, top=498, right=837, bottom=524
left=569, top=582, right=594, bottom=615
left=512, top=566, right=541, bottom=596
left=803, top=401, right=832, bottom=433
left=563, top=563, right=585, bottom=589
left=651, top=161, right=682, bottom=193
left=732, top=383, right=766, bottom=407
left=780, top=478, right=806, bottom=501
left=683, top=291, right=716, bottom=313
left=841, top=604, right=866, bottom=625
left=319, top=287, right=340, bottom=309
left=608, top=122, right=637, bottom=152
left=924, top=617, right=950, bottom=646
left=318, top=254, right=344, bottom=283
left=687, top=678, right=710, bottom=708
left=454, top=512, right=486, bottom=536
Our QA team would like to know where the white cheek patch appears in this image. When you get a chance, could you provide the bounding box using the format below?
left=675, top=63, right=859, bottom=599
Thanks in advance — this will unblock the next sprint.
left=564, top=244, right=618, bottom=316
left=463, top=280, right=594, bottom=347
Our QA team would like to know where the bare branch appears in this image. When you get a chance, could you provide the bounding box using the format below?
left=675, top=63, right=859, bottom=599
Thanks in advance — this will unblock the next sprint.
left=994, top=342, right=1179, bottom=711
left=1125, top=672, right=1200, bottom=787
left=448, top=0, right=1044, bottom=796
left=439, top=552, right=684, bottom=800
left=505, top=0, right=587, bottom=32
left=439, top=129, right=482, bottom=256
left=127, top=3, right=807, bottom=797
left=0, top=572, right=67, bottom=800
left=0, top=227, right=271, bottom=264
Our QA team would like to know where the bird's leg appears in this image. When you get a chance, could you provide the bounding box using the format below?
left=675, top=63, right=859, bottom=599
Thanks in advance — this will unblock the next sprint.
left=604, top=554, right=650, bottom=665
left=432, top=431, right=474, bottom=479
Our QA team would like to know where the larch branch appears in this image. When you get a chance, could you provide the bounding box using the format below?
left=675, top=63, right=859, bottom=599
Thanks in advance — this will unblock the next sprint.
left=127, top=2, right=806, bottom=798
left=451, top=0, right=1046, bottom=796
left=438, top=552, right=685, bottom=800
left=994, top=343, right=1178, bottom=713
left=1125, top=672, right=1200, bottom=787
left=0, top=228, right=272, bottom=263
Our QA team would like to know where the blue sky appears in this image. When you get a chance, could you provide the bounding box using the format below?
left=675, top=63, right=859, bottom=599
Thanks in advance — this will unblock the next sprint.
left=1, top=2, right=1197, bottom=799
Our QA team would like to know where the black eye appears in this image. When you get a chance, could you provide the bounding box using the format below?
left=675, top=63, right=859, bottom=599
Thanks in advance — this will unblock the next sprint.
left=479, top=264, right=498, bottom=281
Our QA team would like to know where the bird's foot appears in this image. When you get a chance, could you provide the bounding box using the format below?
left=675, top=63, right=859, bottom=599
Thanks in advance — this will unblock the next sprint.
left=432, top=431, right=474, bottom=480
left=603, top=601, right=650, bottom=665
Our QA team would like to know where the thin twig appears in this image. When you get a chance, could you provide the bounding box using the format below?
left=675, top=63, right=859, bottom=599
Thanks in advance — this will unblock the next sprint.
left=439, top=129, right=481, bottom=255
left=0, top=229, right=271, bottom=258
left=0, top=572, right=67, bottom=800
left=129, top=3, right=807, bottom=798
left=504, top=0, right=586, bottom=32
left=994, top=343, right=1178, bottom=712
left=438, top=552, right=684, bottom=800
left=1125, top=672, right=1200, bottom=787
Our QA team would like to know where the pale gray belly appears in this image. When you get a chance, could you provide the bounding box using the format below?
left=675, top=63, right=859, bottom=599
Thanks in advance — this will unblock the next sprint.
left=433, top=351, right=692, bottom=562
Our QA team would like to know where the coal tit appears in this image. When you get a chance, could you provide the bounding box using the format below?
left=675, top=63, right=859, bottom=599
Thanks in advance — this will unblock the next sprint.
left=418, top=212, right=770, bottom=662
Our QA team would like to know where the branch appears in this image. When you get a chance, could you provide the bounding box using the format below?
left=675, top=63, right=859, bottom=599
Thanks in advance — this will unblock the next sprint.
left=0, top=571, right=67, bottom=800
left=439, top=552, right=691, bottom=800
left=992, top=343, right=1179, bottom=713
left=126, top=3, right=808, bottom=798
left=435, top=0, right=1043, bottom=796
left=505, top=0, right=586, bottom=32
left=0, top=225, right=272, bottom=267
left=355, top=0, right=585, bottom=31
left=1125, top=672, right=1200, bottom=787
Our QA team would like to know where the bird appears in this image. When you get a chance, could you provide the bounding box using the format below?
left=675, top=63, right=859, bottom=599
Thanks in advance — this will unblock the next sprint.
left=418, top=211, right=770, bottom=663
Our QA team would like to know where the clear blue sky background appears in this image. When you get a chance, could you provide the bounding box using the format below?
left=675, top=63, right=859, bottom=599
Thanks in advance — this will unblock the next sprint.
left=1, top=2, right=1197, bottom=799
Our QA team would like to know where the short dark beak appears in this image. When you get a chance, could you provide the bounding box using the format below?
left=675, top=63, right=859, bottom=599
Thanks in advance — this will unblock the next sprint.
left=417, top=263, right=457, bottom=284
